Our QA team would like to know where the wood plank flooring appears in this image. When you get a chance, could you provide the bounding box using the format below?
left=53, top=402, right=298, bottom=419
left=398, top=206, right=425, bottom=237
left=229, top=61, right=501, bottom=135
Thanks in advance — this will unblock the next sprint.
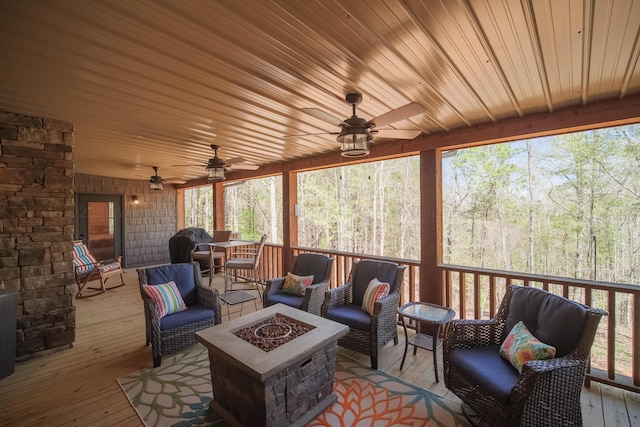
left=0, top=267, right=638, bottom=426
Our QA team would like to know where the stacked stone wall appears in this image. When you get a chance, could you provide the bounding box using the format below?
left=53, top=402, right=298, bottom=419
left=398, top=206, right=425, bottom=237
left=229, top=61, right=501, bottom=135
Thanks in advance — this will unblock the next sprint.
left=0, top=110, right=76, bottom=359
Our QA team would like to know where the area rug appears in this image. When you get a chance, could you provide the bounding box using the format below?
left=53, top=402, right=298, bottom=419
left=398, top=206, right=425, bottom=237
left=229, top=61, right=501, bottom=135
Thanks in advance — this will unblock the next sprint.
left=118, top=345, right=470, bottom=427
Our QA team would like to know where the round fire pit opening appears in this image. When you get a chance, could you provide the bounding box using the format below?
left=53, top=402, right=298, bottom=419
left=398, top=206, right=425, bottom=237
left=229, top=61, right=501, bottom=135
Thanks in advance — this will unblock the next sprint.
left=253, top=323, right=293, bottom=340
left=234, top=314, right=315, bottom=352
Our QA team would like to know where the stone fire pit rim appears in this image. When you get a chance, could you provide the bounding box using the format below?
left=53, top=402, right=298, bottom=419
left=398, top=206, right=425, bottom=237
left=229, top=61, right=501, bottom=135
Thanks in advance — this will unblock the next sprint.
left=195, top=304, right=349, bottom=381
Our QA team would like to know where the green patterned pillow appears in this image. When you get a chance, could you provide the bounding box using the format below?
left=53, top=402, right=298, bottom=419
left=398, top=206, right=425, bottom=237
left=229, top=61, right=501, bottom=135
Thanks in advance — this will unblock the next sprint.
left=499, top=321, right=556, bottom=373
left=281, top=272, right=314, bottom=296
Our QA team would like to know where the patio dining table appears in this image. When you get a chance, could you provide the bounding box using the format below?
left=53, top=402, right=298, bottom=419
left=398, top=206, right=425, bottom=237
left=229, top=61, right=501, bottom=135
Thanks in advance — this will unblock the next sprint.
left=206, top=240, right=257, bottom=266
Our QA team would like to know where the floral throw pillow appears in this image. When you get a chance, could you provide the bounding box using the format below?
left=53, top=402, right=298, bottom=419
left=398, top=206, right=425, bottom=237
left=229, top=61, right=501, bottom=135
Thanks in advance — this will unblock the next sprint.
left=499, top=321, right=556, bottom=373
left=142, top=281, right=187, bottom=318
left=361, top=278, right=390, bottom=315
left=281, top=272, right=314, bottom=296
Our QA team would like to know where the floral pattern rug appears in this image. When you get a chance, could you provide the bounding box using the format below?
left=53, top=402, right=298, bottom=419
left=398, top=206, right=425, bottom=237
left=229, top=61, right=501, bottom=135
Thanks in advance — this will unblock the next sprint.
left=118, top=345, right=470, bottom=427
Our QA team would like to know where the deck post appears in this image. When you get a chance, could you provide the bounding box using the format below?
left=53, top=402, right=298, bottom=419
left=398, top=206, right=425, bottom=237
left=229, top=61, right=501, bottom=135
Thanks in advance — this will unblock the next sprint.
left=420, top=149, right=443, bottom=305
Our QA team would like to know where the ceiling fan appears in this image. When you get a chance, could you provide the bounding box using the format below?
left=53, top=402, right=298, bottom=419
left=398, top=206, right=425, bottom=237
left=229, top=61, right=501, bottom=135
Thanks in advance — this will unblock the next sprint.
left=286, top=92, right=425, bottom=157
left=172, top=144, right=259, bottom=181
left=148, top=166, right=164, bottom=190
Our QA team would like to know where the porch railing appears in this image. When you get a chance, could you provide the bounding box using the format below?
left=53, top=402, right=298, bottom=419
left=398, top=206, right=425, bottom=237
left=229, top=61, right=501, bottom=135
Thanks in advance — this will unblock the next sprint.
left=253, top=242, right=639, bottom=393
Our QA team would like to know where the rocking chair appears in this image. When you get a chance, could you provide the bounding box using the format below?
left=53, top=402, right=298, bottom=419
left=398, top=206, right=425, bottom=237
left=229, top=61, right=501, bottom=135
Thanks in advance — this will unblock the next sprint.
left=72, top=240, right=126, bottom=297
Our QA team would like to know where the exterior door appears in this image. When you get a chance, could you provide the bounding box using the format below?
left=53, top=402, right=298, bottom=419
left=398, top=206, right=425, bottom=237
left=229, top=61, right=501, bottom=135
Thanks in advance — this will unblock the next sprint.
left=76, top=194, right=124, bottom=263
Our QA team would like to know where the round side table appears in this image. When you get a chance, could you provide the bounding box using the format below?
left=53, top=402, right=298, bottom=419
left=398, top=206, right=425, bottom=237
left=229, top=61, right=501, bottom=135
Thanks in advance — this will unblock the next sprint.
left=397, top=302, right=455, bottom=382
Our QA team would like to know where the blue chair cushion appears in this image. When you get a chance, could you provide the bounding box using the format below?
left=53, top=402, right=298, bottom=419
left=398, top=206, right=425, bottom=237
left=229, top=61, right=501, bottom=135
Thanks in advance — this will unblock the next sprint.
left=293, top=254, right=330, bottom=285
left=351, top=260, right=401, bottom=306
left=449, top=345, right=519, bottom=404
left=145, top=263, right=198, bottom=306
left=160, top=304, right=215, bottom=330
left=504, top=286, right=586, bottom=357
left=266, top=292, right=304, bottom=309
left=325, top=304, right=371, bottom=331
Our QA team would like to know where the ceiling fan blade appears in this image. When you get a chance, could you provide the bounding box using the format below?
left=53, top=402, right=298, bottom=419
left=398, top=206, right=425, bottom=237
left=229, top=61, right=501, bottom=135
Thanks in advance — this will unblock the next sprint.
left=374, top=129, right=422, bottom=139
left=368, top=102, right=425, bottom=127
left=283, top=131, right=338, bottom=138
left=224, top=157, right=248, bottom=166
left=227, top=164, right=259, bottom=171
left=164, top=178, right=187, bottom=184
left=170, top=164, right=207, bottom=168
left=301, top=108, right=347, bottom=126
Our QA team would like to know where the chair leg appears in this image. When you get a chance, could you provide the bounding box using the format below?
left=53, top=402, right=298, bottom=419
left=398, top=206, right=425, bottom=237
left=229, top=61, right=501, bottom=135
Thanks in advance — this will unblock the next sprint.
left=253, top=268, right=262, bottom=301
left=371, top=356, right=378, bottom=370
left=153, top=355, right=161, bottom=368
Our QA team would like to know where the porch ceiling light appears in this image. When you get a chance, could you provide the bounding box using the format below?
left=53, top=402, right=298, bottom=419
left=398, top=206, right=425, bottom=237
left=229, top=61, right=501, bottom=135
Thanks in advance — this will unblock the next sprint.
left=148, top=166, right=163, bottom=190
left=206, top=144, right=226, bottom=181
left=336, top=116, right=373, bottom=158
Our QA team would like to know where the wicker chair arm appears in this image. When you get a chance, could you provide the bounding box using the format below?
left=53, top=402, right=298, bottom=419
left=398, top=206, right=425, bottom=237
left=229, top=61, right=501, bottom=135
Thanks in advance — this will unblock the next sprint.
left=140, top=294, right=162, bottom=336
left=265, top=277, right=286, bottom=297
left=301, top=280, right=331, bottom=316
left=302, top=280, right=331, bottom=299
left=443, top=318, right=504, bottom=350
left=197, top=285, right=222, bottom=325
left=321, top=284, right=350, bottom=314
left=306, top=280, right=330, bottom=291
left=509, top=357, right=587, bottom=425
left=370, top=291, right=401, bottom=318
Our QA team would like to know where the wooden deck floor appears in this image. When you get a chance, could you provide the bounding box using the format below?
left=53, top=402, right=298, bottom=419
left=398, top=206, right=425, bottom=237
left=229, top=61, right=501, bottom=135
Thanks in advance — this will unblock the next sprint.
left=0, top=267, right=638, bottom=426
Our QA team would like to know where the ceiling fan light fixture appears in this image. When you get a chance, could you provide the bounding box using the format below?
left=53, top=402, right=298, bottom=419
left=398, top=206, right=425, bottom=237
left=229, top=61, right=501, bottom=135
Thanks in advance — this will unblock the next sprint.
left=149, top=166, right=163, bottom=190
left=207, top=166, right=225, bottom=181
left=206, top=145, right=226, bottom=181
left=337, top=129, right=372, bottom=158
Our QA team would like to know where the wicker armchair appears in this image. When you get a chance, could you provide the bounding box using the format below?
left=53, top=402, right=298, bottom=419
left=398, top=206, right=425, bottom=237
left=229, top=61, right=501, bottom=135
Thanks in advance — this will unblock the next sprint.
left=321, top=260, right=406, bottom=369
left=443, top=285, right=607, bottom=426
left=137, top=262, right=221, bottom=367
left=263, top=253, right=334, bottom=316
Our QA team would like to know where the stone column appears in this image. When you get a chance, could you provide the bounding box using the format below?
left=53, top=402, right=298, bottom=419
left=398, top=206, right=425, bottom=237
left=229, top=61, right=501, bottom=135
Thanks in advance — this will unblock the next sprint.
left=0, top=110, right=76, bottom=359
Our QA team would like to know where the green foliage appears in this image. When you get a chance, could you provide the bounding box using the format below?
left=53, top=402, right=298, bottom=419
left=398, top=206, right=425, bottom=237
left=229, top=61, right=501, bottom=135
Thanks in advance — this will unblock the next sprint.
left=184, top=124, right=639, bottom=296
left=184, top=185, right=213, bottom=233
left=298, top=158, right=421, bottom=259
left=443, top=123, right=640, bottom=286
left=224, top=176, right=283, bottom=243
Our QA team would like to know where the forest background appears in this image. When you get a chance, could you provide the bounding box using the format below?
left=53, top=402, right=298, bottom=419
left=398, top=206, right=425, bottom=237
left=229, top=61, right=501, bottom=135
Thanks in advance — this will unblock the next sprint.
left=186, top=123, right=639, bottom=288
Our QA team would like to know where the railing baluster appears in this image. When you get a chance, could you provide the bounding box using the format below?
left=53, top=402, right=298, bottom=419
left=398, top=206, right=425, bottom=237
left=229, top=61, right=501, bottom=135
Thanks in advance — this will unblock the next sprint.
left=474, top=273, right=481, bottom=319
left=608, top=291, right=616, bottom=380
left=634, top=293, right=639, bottom=386
left=489, top=275, right=496, bottom=318
left=460, top=272, right=466, bottom=319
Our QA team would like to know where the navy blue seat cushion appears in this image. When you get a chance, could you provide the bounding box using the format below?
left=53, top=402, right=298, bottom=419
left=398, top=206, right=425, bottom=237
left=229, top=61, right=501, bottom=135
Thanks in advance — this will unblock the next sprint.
left=351, top=260, right=400, bottom=306
left=449, top=345, right=519, bottom=404
left=504, top=286, right=587, bottom=357
left=145, top=263, right=198, bottom=306
left=160, top=304, right=214, bottom=330
left=266, top=292, right=303, bottom=309
left=325, top=304, right=371, bottom=331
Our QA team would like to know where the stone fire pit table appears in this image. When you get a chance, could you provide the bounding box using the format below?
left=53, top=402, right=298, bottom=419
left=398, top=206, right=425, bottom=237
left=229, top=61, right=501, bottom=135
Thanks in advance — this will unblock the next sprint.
left=195, top=303, right=349, bottom=427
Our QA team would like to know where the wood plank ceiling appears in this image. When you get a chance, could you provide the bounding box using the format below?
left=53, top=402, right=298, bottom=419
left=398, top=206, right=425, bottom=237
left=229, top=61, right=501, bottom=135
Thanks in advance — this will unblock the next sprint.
left=1, top=0, right=639, bottom=183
